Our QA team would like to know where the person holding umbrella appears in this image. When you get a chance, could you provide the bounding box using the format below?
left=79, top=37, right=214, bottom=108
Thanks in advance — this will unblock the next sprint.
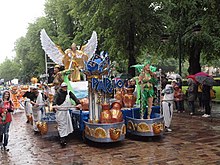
left=186, top=78, right=197, bottom=115
left=195, top=73, right=215, bottom=117
left=201, top=84, right=211, bottom=117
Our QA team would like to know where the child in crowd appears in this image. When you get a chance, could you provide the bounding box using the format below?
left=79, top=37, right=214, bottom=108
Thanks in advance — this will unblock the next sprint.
left=174, top=85, right=184, bottom=113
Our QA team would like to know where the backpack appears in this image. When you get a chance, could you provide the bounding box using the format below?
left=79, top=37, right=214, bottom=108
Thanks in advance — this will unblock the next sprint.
left=210, top=88, right=216, bottom=99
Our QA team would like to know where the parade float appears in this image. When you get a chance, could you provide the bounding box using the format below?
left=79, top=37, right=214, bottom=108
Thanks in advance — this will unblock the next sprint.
left=40, top=28, right=164, bottom=140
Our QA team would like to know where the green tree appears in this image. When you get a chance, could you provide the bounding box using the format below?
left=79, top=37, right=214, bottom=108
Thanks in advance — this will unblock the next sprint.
left=14, top=17, right=55, bottom=83
left=69, top=0, right=165, bottom=76
left=162, top=0, right=220, bottom=75
left=0, top=58, right=20, bottom=82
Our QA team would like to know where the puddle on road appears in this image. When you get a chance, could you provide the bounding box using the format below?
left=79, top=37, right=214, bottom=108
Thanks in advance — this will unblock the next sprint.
left=211, top=126, right=220, bottom=131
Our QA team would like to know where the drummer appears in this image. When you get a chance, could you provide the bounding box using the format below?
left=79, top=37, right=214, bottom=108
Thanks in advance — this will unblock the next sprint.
left=53, top=82, right=82, bottom=147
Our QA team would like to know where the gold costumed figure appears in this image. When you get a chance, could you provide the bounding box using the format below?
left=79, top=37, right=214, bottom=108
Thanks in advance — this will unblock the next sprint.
left=62, top=43, right=88, bottom=81
left=40, top=29, right=98, bottom=82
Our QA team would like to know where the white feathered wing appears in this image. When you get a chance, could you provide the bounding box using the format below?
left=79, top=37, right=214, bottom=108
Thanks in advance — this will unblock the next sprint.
left=81, top=31, right=98, bottom=60
left=40, top=29, right=64, bottom=66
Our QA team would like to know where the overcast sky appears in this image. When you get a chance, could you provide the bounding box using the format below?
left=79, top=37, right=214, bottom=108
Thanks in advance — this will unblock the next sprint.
left=0, top=0, right=45, bottom=63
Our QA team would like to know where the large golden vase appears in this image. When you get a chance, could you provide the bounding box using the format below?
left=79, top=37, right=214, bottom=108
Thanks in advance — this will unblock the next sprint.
left=123, top=88, right=136, bottom=108
left=100, top=103, right=112, bottom=123
left=110, top=101, right=123, bottom=123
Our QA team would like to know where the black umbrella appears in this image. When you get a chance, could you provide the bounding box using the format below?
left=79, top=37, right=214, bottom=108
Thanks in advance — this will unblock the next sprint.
left=195, top=76, right=215, bottom=86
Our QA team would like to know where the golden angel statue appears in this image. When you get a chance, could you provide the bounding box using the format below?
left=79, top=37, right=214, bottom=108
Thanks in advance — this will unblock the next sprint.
left=40, top=29, right=98, bottom=82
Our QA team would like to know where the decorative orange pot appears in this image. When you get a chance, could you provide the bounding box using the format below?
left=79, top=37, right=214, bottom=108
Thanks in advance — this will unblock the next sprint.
left=114, top=88, right=124, bottom=106
left=152, top=123, right=164, bottom=134
left=111, top=101, right=123, bottom=123
left=109, top=128, right=121, bottom=141
left=100, top=103, right=112, bottom=123
left=28, top=115, right=33, bottom=125
left=40, top=122, right=48, bottom=135
left=123, top=88, right=136, bottom=108
left=36, top=121, right=43, bottom=131
left=111, top=101, right=122, bottom=110
left=111, top=109, right=123, bottom=123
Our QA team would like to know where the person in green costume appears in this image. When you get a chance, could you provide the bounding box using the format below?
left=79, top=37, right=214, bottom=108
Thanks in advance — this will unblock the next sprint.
left=138, top=61, right=157, bottom=119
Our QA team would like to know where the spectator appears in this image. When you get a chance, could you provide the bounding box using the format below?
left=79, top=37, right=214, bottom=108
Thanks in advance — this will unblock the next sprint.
left=171, top=80, right=178, bottom=110
left=186, top=78, right=197, bottom=115
left=174, top=85, right=184, bottom=113
left=201, top=84, right=211, bottom=118
left=0, top=91, right=14, bottom=151
left=197, top=83, right=203, bottom=111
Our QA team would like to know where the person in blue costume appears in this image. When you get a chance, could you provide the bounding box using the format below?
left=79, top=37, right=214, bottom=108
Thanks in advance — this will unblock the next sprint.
left=138, top=60, right=157, bottom=119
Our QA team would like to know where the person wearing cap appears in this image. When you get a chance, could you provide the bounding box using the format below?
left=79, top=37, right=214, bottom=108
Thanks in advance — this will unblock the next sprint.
left=53, top=82, right=82, bottom=147
left=30, top=86, right=45, bottom=134
left=22, top=86, right=35, bottom=123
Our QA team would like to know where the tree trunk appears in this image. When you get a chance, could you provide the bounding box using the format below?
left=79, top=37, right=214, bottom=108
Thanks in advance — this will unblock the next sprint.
left=127, top=20, right=136, bottom=77
left=188, top=42, right=201, bottom=75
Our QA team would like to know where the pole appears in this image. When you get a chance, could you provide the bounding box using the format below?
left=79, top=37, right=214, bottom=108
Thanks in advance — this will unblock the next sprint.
left=44, top=53, right=48, bottom=83
left=178, top=33, right=182, bottom=76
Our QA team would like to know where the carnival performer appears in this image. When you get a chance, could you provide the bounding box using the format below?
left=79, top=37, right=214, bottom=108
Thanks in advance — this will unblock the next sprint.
left=52, top=65, right=64, bottom=92
left=30, top=86, right=45, bottom=134
left=62, top=43, right=88, bottom=82
left=0, top=91, right=14, bottom=151
left=139, top=61, right=157, bottom=119
left=53, top=82, right=82, bottom=147
left=22, top=86, right=36, bottom=123
left=161, top=84, right=174, bottom=132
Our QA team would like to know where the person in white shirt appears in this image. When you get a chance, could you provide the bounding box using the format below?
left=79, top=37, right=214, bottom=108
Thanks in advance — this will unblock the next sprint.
left=162, top=84, right=174, bottom=132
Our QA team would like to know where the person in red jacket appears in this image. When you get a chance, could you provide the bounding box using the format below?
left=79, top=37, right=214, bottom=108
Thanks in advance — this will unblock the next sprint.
left=0, top=90, right=14, bottom=151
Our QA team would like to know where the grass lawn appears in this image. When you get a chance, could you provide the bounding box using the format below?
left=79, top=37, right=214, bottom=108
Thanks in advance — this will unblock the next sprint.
left=182, top=86, right=220, bottom=101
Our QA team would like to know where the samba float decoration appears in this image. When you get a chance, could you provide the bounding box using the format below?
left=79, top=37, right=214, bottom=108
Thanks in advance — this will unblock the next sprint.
left=83, top=51, right=126, bottom=142
left=40, top=28, right=97, bottom=110
left=126, top=62, right=164, bottom=136
left=40, top=29, right=97, bottom=82
left=10, top=86, right=21, bottom=110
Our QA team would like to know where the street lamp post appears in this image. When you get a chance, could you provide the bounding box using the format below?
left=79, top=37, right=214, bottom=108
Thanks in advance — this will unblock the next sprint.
left=178, top=33, right=182, bottom=76
left=162, top=24, right=202, bottom=77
